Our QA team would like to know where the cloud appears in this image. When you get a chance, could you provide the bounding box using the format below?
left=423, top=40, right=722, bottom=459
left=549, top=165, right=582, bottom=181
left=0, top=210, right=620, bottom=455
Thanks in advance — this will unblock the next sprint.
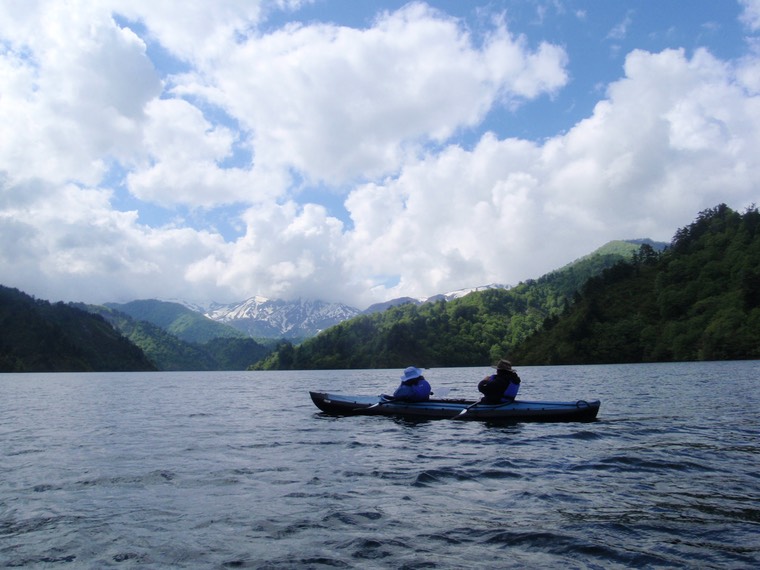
left=172, top=2, right=568, bottom=186
left=161, top=197, right=362, bottom=306
left=0, top=176, right=228, bottom=303
left=740, top=0, right=760, bottom=31
left=125, top=98, right=258, bottom=207
left=0, top=1, right=161, bottom=186
left=339, top=48, right=760, bottom=303
left=111, top=0, right=267, bottom=62
left=1, top=2, right=759, bottom=309
left=607, top=10, right=633, bottom=41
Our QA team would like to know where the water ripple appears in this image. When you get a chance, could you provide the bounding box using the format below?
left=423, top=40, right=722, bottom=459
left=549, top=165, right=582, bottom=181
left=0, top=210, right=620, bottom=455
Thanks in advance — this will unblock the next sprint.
left=1, top=364, right=759, bottom=569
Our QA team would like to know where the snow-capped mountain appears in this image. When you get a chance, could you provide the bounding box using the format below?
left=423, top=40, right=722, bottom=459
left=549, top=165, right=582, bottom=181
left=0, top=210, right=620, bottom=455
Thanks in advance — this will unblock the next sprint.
left=200, top=284, right=509, bottom=339
left=427, top=283, right=510, bottom=301
left=363, top=284, right=510, bottom=314
left=204, top=297, right=362, bottom=339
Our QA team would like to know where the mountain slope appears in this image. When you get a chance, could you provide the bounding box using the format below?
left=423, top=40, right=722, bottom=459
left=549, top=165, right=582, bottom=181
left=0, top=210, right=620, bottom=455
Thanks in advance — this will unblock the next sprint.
left=511, top=204, right=760, bottom=364
left=0, top=286, right=155, bottom=372
left=204, top=297, right=362, bottom=339
left=84, top=304, right=218, bottom=370
left=363, top=284, right=511, bottom=314
left=106, top=299, right=247, bottom=343
left=253, top=240, right=645, bottom=370
left=86, top=304, right=270, bottom=370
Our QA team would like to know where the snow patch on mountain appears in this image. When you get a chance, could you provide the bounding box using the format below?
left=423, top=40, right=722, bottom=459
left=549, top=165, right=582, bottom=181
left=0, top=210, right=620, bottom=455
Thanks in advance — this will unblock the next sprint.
left=204, top=297, right=361, bottom=339
left=197, top=284, right=509, bottom=339
left=364, top=284, right=510, bottom=314
left=433, top=283, right=510, bottom=301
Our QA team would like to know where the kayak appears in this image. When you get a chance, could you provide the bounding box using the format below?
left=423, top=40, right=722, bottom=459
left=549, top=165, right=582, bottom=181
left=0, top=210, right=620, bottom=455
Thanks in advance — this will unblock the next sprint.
left=309, top=391, right=601, bottom=422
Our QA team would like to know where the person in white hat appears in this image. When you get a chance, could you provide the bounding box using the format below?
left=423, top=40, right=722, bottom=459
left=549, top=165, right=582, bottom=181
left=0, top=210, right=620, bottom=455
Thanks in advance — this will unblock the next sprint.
left=392, top=366, right=432, bottom=402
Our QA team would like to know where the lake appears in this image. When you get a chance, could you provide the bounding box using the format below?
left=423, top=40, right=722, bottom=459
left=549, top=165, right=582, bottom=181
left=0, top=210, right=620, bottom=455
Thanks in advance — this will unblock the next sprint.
left=1, top=362, right=758, bottom=568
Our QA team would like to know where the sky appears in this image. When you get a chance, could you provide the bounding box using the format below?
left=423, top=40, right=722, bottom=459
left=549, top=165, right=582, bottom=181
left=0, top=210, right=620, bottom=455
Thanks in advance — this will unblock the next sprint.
left=1, top=0, right=760, bottom=309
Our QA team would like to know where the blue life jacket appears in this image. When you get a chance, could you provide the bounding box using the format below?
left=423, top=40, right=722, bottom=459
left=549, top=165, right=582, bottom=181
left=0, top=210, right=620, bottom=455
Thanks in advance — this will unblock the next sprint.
left=504, top=378, right=520, bottom=400
left=393, top=376, right=431, bottom=402
left=479, top=371, right=520, bottom=403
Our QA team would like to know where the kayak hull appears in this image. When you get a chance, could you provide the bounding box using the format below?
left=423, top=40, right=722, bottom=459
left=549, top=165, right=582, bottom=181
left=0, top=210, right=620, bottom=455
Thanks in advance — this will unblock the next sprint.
left=309, top=391, right=600, bottom=422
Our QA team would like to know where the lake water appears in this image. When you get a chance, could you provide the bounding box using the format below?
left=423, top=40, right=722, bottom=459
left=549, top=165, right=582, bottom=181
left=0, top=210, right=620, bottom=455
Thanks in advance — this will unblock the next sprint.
left=1, top=362, right=758, bottom=569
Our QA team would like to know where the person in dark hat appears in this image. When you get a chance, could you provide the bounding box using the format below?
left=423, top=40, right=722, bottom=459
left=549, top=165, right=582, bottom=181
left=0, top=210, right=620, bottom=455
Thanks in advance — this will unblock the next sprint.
left=393, top=366, right=432, bottom=402
left=478, top=359, right=521, bottom=404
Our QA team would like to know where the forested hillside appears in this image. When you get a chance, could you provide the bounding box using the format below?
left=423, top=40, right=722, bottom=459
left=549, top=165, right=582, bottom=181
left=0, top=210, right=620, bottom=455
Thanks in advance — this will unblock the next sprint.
left=105, top=299, right=246, bottom=343
left=253, top=241, right=643, bottom=370
left=83, top=304, right=270, bottom=370
left=512, top=204, right=760, bottom=364
left=256, top=205, right=760, bottom=370
left=9, top=204, right=750, bottom=374
left=0, top=286, right=156, bottom=372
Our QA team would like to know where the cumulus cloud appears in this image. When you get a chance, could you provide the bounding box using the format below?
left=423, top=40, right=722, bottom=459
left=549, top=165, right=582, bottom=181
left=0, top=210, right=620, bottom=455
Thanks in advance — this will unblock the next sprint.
left=173, top=2, right=568, bottom=185
left=0, top=177, right=228, bottom=303
left=125, top=98, right=258, bottom=207
left=740, top=0, right=760, bottom=31
left=0, top=1, right=161, bottom=186
left=111, top=0, right=267, bottom=62
left=340, top=48, right=760, bottom=303
left=1, top=1, right=759, bottom=309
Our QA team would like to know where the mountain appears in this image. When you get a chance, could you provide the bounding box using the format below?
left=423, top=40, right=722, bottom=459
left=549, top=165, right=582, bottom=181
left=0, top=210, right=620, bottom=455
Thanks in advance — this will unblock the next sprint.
left=511, top=204, right=760, bottom=364
left=0, top=233, right=676, bottom=372
left=0, top=286, right=155, bottom=372
left=204, top=297, right=362, bottom=340
left=253, top=240, right=647, bottom=370
left=561, top=239, right=667, bottom=267
left=105, top=299, right=247, bottom=343
left=363, top=284, right=511, bottom=314
left=85, top=304, right=218, bottom=370
left=203, top=286, right=512, bottom=338
left=362, top=296, right=421, bottom=314
left=84, top=303, right=270, bottom=370
left=424, top=283, right=513, bottom=304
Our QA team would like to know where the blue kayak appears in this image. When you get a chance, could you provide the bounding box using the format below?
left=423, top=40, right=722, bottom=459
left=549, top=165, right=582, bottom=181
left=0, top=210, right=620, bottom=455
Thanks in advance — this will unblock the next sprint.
left=309, top=391, right=600, bottom=422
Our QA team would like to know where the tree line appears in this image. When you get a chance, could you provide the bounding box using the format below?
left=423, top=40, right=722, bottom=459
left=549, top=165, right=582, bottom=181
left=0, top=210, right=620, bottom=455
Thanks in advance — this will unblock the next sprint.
left=0, top=286, right=156, bottom=372
left=253, top=241, right=649, bottom=370
left=0, top=289, right=271, bottom=372
left=512, top=204, right=760, bottom=364
left=82, top=304, right=271, bottom=371
left=5, top=204, right=756, bottom=372
left=255, top=204, right=760, bottom=369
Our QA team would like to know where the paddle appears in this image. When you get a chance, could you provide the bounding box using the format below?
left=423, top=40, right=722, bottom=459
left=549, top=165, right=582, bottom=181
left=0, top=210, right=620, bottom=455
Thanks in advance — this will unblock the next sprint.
left=361, top=387, right=451, bottom=412
left=362, top=395, right=394, bottom=411
left=452, top=400, right=480, bottom=420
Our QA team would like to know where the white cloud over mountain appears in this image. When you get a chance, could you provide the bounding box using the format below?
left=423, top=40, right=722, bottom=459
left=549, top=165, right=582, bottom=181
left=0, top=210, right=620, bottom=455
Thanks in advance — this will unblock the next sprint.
left=1, top=1, right=759, bottom=308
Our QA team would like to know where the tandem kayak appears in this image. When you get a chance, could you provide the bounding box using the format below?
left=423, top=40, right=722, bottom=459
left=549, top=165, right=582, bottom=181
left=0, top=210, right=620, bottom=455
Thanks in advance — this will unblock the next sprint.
left=309, top=391, right=600, bottom=422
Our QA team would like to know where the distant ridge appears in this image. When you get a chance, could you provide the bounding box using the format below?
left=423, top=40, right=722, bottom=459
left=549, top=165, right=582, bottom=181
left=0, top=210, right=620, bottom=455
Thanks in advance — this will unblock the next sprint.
left=363, top=284, right=510, bottom=314
left=104, top=239, right=666, bottom=344
left=204, top=297, right=362, bottom=339
left=550, top=239, right=668, bottom=274
left=0, top=285, right=155, bottom=372
left=105, top=299, right=246, bottom=344
left=87, top=301, right=270, bottom=370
